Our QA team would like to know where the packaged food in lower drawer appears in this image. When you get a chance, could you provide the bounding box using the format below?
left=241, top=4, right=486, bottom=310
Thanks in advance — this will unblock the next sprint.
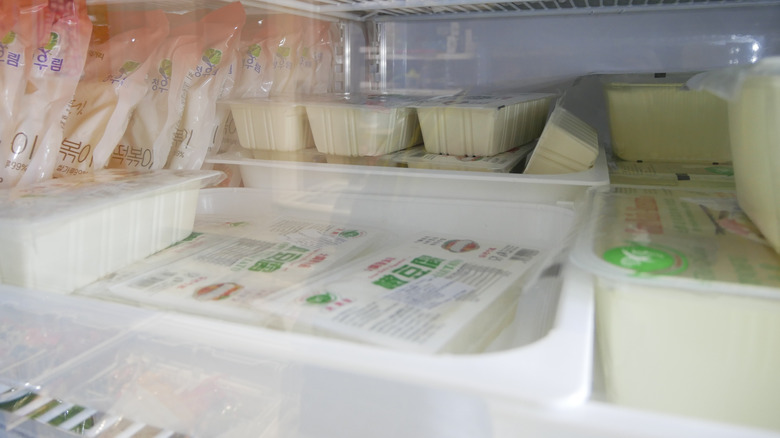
left=305, top=94, right=423, bottom=157
left=603, top=73, right=731, bottom=163
left=0, top=169, right=223, bottom=294
left=608, top=160, right=736, bottom=190
left=389, top=142, right=534, bottom=173
left=570, top=186, right=780, bottom=431
left=414, top=92, right=554, bottom=156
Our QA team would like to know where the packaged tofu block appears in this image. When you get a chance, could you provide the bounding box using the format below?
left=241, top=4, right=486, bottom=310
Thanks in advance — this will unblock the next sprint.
left=79, top=216, right=386, bottom=326
left=390, top=142, right=534, bottom=173
left=0, top=169, right=223, bottom=294
left=687, top=57, right=780, bottom=255
left=415, top=93, right=554, bottom=156
left=524, top=106, right=599, bottom=175
left=603, top=73, right=731, bottom=163
left=229, top=98, right=315, bottom=151
left=305, top=94, right=423, bottom=157
left=570, top=186, right=780, bottom=431
left=608, top=160, right=735, bottom=189
left=263, top=233, right=546, bottom=354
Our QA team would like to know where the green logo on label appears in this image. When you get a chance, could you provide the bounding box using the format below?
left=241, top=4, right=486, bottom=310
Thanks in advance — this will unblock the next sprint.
left=306, top=292, right=337, bottom=304
left=203, top=48, right=223, bottom=66
left=44, top=32, right=59, bottom=51
left=119, top=60, right=141, bottom=75
left=603, top=244, right=688, bottom=274
left=248, top=44, right=262, bottom=58
left=159, top=59, right=173, bottom=78
left=705, top=166, right=734, bottom=176
left=339, top=230, right=361, bottom=238
left=2, top=31, right=16, bottom=45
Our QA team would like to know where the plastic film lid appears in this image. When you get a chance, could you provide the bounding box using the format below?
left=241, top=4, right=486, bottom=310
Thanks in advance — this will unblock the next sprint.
left=413, top=92, right=555, bottom=109
left=303, top=93, right=426, bottom=109
left=601, top=71, right=702, bottom=88
left=0, top=169, right=224, bottom=225
left=686, top=56, right=780, bottom=101
left=570, top=186, right=780, bottom=301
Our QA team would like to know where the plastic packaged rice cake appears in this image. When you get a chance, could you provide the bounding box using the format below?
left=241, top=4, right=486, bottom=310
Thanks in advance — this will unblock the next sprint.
left=79, top=216, right=386, bottom=324
left=261, top=233, right=546, bottom=354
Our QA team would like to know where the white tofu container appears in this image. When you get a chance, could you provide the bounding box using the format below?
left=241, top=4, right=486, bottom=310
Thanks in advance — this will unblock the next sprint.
left=228, top=98, right=315, bottom=151
left=305, top=94, right=423, bottom=157
left=687, top=57, right=780, bottom=254
left=570, top=186, right=780, bottom=431
left=415, top=93, right=554, bottom=156
left=525, top=105, right=599, bottom=175
left=603, top=73, right=731, bottom=163
left=390, top=142, right=534, bottom=173
left=0, top=169, right=223, bottom=294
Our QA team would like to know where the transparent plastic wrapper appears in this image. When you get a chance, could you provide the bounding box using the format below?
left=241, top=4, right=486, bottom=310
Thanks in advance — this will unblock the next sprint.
left=0, top=169, right=224, bottom=294
left=266, top=14, right=302, bottom=96
left=54, top=10, right=169, bottom=177
left=261, top=232, right=547, bottom=354
left=165, top=2, right=245, bottom=170
left=414, top=93, right=554, bottom=157
left=305, top=94, right=423, bottom=157
left=292, top=18, right=334, bottom=95
left=79, top=216, right=387, bottom=327
left=687, top=57, right=780, bottom=254
left=0, top=1, right=18, bottom=38
left=111, top=17, right=195, bottom=170
left=390, top=143, right=534, bottom=173
left=603, top=72, right=731, bottom=163
left=0, top=0, right=92, bottom=188
left=232, top=17, right=273, bottom=99
left=524, top=105, right=599, bottom=175
left=570, top=186, right=780, bottom=431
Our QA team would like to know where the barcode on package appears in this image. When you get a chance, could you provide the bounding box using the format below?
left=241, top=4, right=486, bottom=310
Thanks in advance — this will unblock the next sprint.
left=511, top=248, right=539, bottom=262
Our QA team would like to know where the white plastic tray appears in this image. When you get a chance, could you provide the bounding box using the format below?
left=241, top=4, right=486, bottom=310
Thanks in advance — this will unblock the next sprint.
left=207, top=147, right=609, bottom=204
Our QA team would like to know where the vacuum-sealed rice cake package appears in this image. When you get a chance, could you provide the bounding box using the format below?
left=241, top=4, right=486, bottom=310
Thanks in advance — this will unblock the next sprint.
left=0, top=2, right=18, bottom=38
left=79, top=216, right=386, bottom=326
left=232, top=17, right=273, bottom=99
left=1, top=0, right=92, bottom=187
left=54, top=10, right=169, bottom=177
left=111, top=16, right=196, bottom=170
left=292, top=18, right=334, bottom=95
left=0, top=1, right=44, bottom=181
left=166, top=2, right=245, bottom=170
left=266, top=15, right=302, bottom=96
left=264, top=233, right=546, bottom=354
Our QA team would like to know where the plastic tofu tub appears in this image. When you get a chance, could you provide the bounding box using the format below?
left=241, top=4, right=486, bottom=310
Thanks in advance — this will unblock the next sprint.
left=228, top=98, right=315, bottom=151
left=0, top=169, right=223, bottom=294
left=415, top=93, right=554, bottom=156
left=687, top=57, right=780, bottom=254
left=570, top=186, right=780, bottom=431
left=525, top=105, right=599, bottom=175
left=305, top=94, right=423, bottom=157
left=608, top=160, right=736, bottom=190
left=389, top=142, right=534, bottom=173
left=603, top=73, right=731, bottom=163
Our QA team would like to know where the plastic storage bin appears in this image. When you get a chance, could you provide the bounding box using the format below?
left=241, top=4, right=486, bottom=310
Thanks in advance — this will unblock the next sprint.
left=570, top=186, right=780, bottom=431
left=229, top=98, right=315, bottom=151
left=0, top=169, right=222, bottom=294
left=687, top=57, right=780, bottom=254
left=304, top=94, right=422, bottom=157
left=415, top=93, right=553, bottom=156
left=524, top=105, right=599, bottom=175
left=603, top=73, right=731, bottom=163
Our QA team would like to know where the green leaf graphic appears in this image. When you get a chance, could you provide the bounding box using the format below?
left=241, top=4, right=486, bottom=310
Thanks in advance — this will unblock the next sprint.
left=1, top=31, right=16, bottom=45
left=44, top=32, right=59, bottom=51
left=248, top=44, right=262, bottom=58
left=203, top=48, right=222, bottom=65
left=119, top=60, right=140, bottom=75
left=159, top=59, right=172, bottom=77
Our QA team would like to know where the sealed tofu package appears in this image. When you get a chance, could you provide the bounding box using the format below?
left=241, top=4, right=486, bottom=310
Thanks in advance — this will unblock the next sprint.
left=0, top=169, right=223, bottom=294
left=79, top=216, right=386, bottom=325
left=608, top=160, right=736, bottom=189
left=305, top=94, right=423, bottom=157
left=571, top=186, right=780, bottom=431
left=391, top=142, right=534, bottom=173
left=229, top=98, right=315, bottom=151
left=524, top=105, right=599, bottom=175
left=687, top=57, right=780, bottom=254
left=263, top=233, right=545, bottom=354
left=603, top=73, right=731, bottom=163
left=415, top=93, right=554, bottom=156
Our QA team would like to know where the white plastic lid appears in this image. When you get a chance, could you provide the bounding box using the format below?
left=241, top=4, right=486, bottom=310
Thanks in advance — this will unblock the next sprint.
left=570, top=186, right=780, bottom=301
left=0, top=169, right=223, bottom=226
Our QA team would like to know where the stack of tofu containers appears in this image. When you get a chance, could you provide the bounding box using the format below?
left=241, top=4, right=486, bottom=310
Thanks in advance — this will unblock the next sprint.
left=571, top=57, right=780, bottom=432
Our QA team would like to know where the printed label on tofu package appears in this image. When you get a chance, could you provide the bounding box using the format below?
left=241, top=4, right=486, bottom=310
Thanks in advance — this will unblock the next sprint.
left=85, top=217, right=383, bottom=322
left=260, top=233, right=544, bottom=353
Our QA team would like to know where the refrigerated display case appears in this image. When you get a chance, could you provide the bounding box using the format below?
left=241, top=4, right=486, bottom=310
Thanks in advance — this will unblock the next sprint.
left=1, top=0, right=780, bottom=437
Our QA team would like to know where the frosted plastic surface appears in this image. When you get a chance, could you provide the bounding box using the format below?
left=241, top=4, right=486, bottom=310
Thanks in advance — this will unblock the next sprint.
left=525, top=106, right=598, bottom=175
left=391, top=143, right=533, bottom=173
left=229, top=99, right=315, bottom=151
